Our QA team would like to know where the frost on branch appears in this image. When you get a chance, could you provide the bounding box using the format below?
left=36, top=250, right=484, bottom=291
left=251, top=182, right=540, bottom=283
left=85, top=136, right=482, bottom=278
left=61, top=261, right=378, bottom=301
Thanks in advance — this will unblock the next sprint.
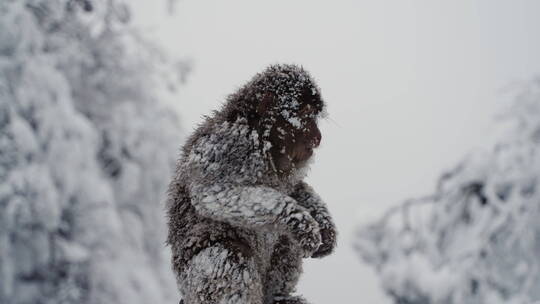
left=0, top=1, right=185, bottom=304
left=355, top=79, right=540, bottom=304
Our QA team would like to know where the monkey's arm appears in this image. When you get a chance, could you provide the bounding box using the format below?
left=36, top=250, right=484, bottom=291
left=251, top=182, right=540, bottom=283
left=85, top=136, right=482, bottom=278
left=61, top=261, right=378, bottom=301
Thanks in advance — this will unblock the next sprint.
left=290, top=181, right=337, bottom=258
left=189, top=183, right=321, bottom=257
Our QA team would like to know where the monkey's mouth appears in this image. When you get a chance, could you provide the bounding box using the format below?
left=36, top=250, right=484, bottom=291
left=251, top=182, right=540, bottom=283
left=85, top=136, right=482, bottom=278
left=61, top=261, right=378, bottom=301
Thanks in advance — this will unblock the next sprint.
left=293, top=147, right=313, bottom=163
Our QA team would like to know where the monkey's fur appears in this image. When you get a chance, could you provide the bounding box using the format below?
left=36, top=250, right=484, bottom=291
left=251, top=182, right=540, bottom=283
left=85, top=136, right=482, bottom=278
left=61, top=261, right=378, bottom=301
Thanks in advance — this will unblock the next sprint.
left=166, top=64, right=337, bottom=304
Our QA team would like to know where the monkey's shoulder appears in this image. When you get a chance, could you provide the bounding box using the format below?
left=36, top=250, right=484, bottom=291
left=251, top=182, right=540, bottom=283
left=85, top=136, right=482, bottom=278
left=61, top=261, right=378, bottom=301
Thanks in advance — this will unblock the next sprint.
left=180, top=119, right=270, bottom=184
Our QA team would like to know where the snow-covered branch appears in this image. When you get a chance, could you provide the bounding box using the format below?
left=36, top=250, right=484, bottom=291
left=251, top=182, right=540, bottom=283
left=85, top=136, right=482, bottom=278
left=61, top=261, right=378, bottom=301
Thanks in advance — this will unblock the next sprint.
left=355, top=79, right=540, bottom=304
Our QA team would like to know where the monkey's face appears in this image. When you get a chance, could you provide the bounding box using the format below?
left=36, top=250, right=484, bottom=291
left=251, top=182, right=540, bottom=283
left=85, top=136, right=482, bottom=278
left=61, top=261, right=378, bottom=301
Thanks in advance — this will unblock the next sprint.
left=265, top=94, right=323, bottom=174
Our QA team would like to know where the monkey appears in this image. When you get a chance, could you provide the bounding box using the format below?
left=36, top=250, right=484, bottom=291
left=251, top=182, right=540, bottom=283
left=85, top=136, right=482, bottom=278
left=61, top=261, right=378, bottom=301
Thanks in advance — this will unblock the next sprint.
left=166, top=64, right=337, bottom=304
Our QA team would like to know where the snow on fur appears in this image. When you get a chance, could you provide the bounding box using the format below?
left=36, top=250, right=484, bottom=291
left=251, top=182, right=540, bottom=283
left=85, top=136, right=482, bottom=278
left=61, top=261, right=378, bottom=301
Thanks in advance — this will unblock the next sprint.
left=167, top=64, right=336, bottom=304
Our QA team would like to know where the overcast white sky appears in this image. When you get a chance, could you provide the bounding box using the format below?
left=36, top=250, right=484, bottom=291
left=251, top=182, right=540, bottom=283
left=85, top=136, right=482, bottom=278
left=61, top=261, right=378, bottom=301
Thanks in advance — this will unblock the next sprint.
left=133, top=1, right=540, bottom=303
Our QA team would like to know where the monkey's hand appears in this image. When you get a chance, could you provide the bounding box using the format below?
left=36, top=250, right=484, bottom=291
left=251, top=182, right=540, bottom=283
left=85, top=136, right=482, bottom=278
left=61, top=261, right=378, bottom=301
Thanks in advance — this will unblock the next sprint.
left=290, top=181, right=337, bottom=258
left=310, top=216, right=336, bottom=258
left=279, top=208, right=322, bottom=258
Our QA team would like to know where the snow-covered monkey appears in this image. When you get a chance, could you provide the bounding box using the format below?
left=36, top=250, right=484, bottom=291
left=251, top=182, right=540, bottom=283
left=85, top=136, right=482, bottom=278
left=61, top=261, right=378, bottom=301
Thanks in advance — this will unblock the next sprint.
left=167, top=64, right=337, bottom=304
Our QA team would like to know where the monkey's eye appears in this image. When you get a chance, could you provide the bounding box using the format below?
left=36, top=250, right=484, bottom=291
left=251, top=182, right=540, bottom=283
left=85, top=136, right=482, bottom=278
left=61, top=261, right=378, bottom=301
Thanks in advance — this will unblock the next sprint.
left=298, top=104, right=318, bottom=120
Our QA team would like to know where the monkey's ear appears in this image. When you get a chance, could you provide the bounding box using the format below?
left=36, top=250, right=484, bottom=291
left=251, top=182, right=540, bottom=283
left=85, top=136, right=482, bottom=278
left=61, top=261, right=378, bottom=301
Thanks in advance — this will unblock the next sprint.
left=256, top=92, right=276, bottom=116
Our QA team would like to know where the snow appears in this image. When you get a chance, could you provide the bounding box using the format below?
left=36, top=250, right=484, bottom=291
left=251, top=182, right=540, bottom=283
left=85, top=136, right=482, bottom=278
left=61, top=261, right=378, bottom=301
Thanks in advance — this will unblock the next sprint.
left=355, top=79, right=540, bottom=304
left=0, top=1, right=186, bottom=303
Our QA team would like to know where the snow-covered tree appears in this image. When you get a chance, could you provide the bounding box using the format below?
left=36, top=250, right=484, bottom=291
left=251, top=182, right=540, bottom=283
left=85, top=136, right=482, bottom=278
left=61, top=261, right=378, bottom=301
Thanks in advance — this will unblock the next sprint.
left=355, top=79, right=540, bottom=304
left=0, top=1, right=186, bottom=303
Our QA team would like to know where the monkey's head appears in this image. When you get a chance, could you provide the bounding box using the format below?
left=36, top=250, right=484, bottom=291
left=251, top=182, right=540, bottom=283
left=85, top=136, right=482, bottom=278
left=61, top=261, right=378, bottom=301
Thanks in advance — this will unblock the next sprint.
left=223, top=64, right=325, bottom=176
